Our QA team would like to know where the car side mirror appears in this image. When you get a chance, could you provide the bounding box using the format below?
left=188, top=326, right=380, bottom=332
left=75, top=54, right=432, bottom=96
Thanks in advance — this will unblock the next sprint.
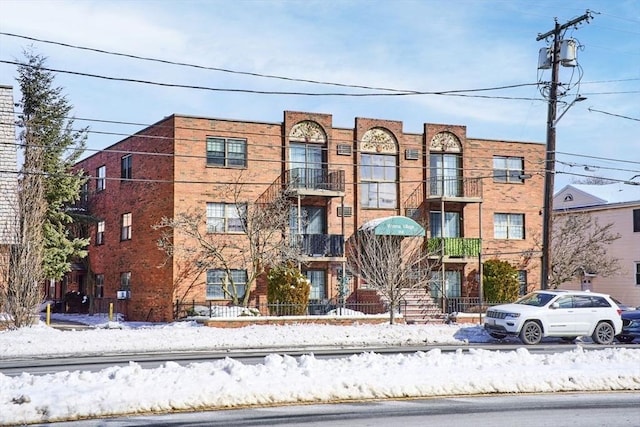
left=550, top=302, right=560, bottom=309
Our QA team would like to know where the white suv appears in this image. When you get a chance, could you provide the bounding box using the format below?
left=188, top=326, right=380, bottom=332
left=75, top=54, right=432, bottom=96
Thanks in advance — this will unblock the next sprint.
left=484, top=290, right=623, bottom=345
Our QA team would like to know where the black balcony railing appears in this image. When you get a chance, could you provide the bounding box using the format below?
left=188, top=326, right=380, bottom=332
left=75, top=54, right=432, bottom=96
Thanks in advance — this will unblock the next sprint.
left=293, top=234, right=344, bottom=257
left=285, top=168, right=345, bottom=193
left=426, top=176, right=482, bottom=199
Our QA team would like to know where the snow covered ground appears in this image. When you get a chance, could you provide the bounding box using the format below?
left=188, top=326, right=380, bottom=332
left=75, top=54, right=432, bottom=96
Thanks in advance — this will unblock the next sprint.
left=1, top=313, right=639, bottom=425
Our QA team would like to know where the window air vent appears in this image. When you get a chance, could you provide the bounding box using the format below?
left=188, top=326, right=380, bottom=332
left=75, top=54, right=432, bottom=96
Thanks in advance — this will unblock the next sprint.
left=337, top=144, right=352, bottom=156
left=405, top=149, right=420, bottom=160
left=337, top=206, right=353, bottom=217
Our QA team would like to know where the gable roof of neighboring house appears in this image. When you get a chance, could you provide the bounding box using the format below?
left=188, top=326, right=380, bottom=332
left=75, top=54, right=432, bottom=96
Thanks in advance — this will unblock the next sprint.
left=554, top=183, right=640, bottom=212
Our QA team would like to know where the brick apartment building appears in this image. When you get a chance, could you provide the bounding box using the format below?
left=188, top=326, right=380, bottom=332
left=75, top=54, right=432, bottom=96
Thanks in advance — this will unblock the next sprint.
left=72, top=111, right=545, bottom=322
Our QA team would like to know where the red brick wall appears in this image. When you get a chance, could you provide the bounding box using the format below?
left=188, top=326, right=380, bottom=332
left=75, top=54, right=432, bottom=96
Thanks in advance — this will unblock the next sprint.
left=75, top=116, right=176, bottom=321
left=74, top=112, right=545, bottom=321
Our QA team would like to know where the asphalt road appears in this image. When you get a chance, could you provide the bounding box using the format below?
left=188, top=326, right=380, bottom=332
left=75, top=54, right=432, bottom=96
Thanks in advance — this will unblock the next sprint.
left=27, top=392, right=640, bottom=427
left=3, top=341, right=639, bottom=377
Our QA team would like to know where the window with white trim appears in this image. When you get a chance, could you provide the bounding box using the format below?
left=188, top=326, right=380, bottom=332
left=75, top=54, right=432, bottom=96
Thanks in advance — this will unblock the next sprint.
left=96, top=165, right=106, bottom=191
left=633, top=209, right=640, bottom=233
left=96, top=220, right=105, bottom=245
left=361, top=153, right=397, bottom=208
left=206, top=202, right=246, bottom=233
left=494, top=213, right=524, bottom=239
left=206, top=269, right=247, bottom=299
left=206, top=137, right=247, bottom=167
left=305, top=270, right=326, bottom=300
left=121, top=213, right=132, bottom=241
left=493, top=156, right=525, bottom=183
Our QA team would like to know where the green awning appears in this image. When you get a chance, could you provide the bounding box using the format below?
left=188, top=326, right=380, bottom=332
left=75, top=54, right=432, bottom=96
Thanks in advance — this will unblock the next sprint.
left=360, top=216, right=425, bottom=237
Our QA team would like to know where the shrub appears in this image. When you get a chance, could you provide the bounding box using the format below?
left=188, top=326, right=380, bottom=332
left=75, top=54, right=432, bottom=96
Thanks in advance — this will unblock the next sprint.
left=483, top=259, right=519, bottom=303
left=267, top=263, right=310, bottom=316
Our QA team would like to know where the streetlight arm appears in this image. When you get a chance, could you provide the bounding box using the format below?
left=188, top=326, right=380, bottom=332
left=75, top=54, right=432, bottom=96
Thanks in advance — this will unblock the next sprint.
left=553, top=96, right=587, bottom=127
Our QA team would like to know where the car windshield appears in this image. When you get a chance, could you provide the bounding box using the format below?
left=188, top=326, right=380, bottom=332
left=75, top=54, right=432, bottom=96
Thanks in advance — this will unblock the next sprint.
left=515, top=292, right=555, bottom=307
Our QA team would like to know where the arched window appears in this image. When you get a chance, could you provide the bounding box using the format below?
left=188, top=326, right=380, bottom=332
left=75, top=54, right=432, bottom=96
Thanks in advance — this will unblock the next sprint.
left=288, top=121, right=327, bottom=188
left=360, top=128, right=398, bottom=208
left=429, top=132, right=462, bottom=197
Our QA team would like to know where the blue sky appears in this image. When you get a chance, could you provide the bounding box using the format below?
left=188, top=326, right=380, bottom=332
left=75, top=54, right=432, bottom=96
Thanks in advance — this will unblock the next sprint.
left=1, top=0, right=638, bottom=189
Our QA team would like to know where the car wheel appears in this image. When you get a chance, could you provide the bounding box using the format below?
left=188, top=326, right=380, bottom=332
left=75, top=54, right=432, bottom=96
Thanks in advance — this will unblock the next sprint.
left=489, top=333, right=507, bottom=339
left=519, top=320, right=542, bottom=345
left=615, top=335, right=635, bottom=344
left=592, top=321, right=615, bottom=345
left=560, top=336, right=577, bottom=342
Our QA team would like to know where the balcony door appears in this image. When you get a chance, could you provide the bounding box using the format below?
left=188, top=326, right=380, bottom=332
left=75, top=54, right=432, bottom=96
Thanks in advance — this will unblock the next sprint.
left=289, top=143, right=325, bottom=189
left=430, top=211, right=460, bottom=238
left=429, top=153, right=462, bottom=197
left=430, top=270, right=461, bottom=298
left=291, top=206, right=327, bottom=256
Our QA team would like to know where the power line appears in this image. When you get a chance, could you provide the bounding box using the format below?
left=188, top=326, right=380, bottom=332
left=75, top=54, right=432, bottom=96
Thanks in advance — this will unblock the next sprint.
left=556, top=151, right=640, bottom=165
left=0, top=31, right=565, bottom=100
left=0, top=31, right=415, bottom=93
left=0, top=167, right=547, bottom=188
left=0, top=59, right=541, bottom=99
left=0, top=113, right=550, bottom=161
left=587, top=107, right=640, bottom=122
left=556, top=159, right=640, bottom=175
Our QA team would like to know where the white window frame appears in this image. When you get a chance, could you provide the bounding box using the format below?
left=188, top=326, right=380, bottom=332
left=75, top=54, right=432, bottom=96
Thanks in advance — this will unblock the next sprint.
left=360, top=153, right=397, bottom=209
left=96, top=165, right=106, bottom=191
left=206, top=269, right=247, bottom=299
left=305, top=269, right=326, bottom=300
left=493, top=156, right=525, bottom=183
left=121, top=213, right=132, bottom=241
left=206, top=202, right=246, bottom=233
left=494, top=213, right=524, bottom=239
left=206, top=137, right=247, bottom=167
left=96, top=220, right=105, bottom=245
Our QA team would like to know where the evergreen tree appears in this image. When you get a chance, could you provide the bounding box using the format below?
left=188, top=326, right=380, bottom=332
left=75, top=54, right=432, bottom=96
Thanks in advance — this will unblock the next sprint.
left=17, top=50, right=89, bottom=281
left=482, top=259, right=519, bottom=303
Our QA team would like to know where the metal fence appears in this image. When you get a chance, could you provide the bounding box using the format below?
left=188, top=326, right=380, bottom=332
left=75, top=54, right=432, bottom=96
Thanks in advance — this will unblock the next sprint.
left=439, top=297, right=507, bottom=314
left=174, top=299, right=404, bottom=319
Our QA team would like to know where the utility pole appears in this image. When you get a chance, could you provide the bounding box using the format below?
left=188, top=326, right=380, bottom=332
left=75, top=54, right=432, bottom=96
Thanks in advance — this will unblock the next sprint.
left=537, top=10, right=593, bottom=290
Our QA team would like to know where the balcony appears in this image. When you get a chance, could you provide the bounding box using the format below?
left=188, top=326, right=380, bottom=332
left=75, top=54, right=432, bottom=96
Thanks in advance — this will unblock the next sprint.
left=427, top=237, right=481, bottom=259
left=294, top=234, right=345, bottom=260
left=284, top=168, right=345, bottom=197
left=426, top=177, right=482, bottom=202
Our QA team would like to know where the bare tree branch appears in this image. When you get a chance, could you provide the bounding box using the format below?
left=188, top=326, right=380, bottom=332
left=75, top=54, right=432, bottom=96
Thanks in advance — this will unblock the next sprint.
left=548, top=213, right=621, bottom=289
left=346, top=231, right=436, bottom=324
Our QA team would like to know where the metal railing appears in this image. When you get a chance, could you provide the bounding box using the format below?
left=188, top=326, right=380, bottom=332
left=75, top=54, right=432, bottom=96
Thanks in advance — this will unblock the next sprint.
left=284, top=168, right=345, bottom=192
left=427, top=237, right=481, bottom=257
left=427, top=176, right=482, bottom=198
left=294, top=234, right=344, bottom=257
left=174, top=299, right=403, bottom=319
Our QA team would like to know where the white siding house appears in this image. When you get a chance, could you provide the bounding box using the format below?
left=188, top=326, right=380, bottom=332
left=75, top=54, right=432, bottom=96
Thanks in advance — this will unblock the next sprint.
left=554, top=183, right=640, bottom=308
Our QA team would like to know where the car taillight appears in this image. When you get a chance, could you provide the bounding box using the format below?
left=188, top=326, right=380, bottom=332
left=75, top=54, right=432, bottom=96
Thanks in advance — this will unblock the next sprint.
left=617, top=309, right=622, bottom=316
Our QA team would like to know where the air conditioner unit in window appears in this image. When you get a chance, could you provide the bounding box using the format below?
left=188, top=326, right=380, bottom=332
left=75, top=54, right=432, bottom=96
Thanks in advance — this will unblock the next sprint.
left=405, top=149, right=420, bottom=160
left=337, top=144, right=352, bottom=156
left=337, top=206, right=353, bottom=217
left=116, top=290, right=130, bottom=300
